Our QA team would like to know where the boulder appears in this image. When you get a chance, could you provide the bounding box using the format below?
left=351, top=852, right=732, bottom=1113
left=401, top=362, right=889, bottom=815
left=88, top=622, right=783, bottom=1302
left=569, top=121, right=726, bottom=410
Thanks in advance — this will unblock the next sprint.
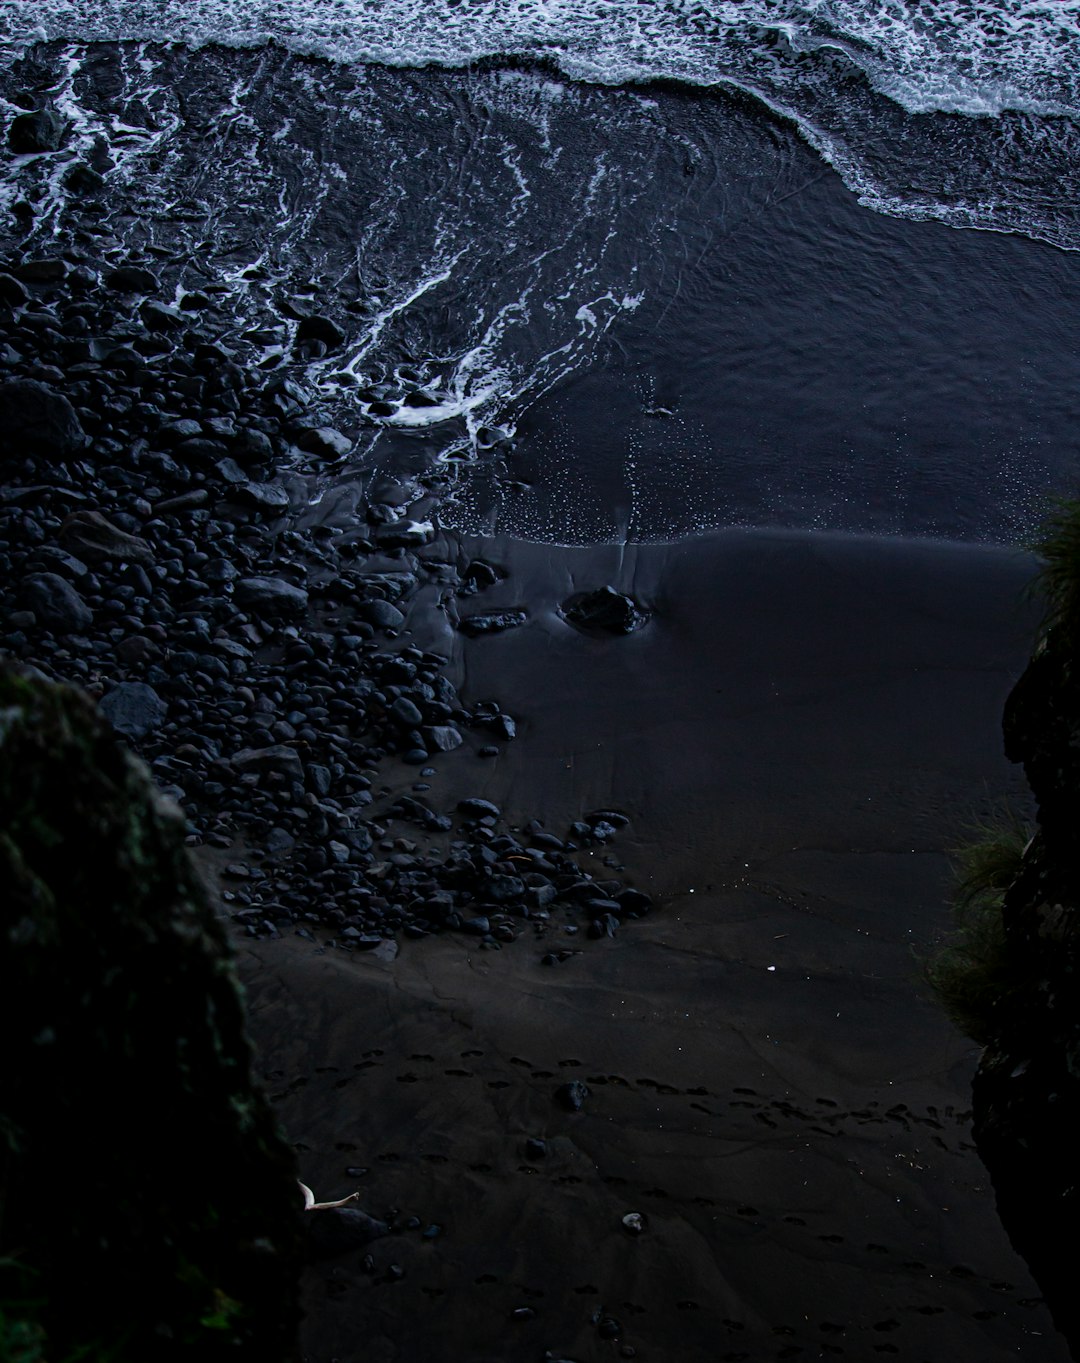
left=103, top=264, right=159, bottom=294
left=7, top=107, right=65, bottom=153
left=295, top=314, right=344, bottom=349
left=294, top=426, right=352, bottom=458
left=59, top=510, right=154, bottom=565
left=458, top=609, right=527, bottom=637
left=0, top=664, right=301, bottom=1359
left=22, top=572, right=92, bottom=632
left=0, top=379, right=88, bottom=460
left=560, top=586, right=649, bottom=635
left=99, top=682, right=167, bottom=740
left=235, top=577, right=309, bottom=619
left=230, top=745, right=305, bottom=783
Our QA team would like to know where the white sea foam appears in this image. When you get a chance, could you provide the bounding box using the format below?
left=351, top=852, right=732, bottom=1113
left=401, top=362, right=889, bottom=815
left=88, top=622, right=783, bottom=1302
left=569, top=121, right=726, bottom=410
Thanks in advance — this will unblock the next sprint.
left=1, top=0, right=1077, bottom=120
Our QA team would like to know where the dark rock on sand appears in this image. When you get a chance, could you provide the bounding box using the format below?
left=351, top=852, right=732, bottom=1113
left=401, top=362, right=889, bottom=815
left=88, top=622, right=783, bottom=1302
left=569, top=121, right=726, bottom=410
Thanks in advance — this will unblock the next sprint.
left=305, top=1207, right=390, bottom=1257
left=560, top=586, right=649, bottom=635
left=7, top=106, right=65, bottom=153
left=22, top=572, right=92, bottom=632
left=555, top=1080, right=591, bottom=1112
left=0, top=379, right=88, bottom=459
left=458, top=798, right=501, bottom=819
left=361, top=599, right=405, bottom=631
left=458, top=609, right=528, bottom=636
left=99, top=681, right=167, bottom=740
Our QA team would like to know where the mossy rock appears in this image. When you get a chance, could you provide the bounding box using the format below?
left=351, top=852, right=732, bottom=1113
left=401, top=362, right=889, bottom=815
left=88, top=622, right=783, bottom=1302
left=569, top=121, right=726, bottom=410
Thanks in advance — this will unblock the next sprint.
left=0, top=664, right=300, bottom=1360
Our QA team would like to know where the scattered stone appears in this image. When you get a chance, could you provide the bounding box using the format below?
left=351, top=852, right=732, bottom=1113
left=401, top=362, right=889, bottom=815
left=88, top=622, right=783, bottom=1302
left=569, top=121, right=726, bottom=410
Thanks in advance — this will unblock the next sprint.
left=233, top=481, right=290, bottom=512
left=295, top=426, right=352, bottom=458
left=423, top=725, right=462, bottom=752
left=235, top=577, right=309, bottom=618
left=294, top=314, right=345, bottom=349
left=458, top=610, right=528, bottom=636
left=621, top=1212, right=647, bottom=1235
left=7, top=107, right=65, bottom=154
left=560, top=586, right=649, bottom=635
left=0, top=379, right=88, bottom=459
left=104, top=265, right=159, bottom=294
left=555, top=1080, right=591, bottom=1112
left=458, top=798, right=501, bottom=819
left=375, top=520, right=434, bottom=550
left=304, top=1207, right=389, bottom=1257
left=22, top=573, right=92, bottom=632
left=360, top=599, right=405, bottom=631
left=15, top=258, right=67, bottom=284
left=59, top=511, right=155, bottom=565
left=0, top=272, right=29, bottom=306
left=230, top=746, right=305, bottom=783
left=99, top=682, right=167, bottom=740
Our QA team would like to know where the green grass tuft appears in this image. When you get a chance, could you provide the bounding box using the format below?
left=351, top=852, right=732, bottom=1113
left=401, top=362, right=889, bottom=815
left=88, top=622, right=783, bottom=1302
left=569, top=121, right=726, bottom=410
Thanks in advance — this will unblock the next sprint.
left=1027, top=496, right=1080, bottom=644
left=923, top=815, right=1031, bottom=1047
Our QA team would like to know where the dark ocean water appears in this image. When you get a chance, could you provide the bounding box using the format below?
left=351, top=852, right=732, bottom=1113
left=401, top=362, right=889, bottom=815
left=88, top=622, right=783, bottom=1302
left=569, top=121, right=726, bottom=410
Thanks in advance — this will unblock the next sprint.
left=2, top=2, right=1079, bottom=544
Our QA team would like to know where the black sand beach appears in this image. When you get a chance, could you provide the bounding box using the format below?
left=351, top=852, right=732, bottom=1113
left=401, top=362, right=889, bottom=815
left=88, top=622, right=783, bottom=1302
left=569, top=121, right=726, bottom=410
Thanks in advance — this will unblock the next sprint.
left=4, top=27, right=1080, bottom=1361
left=237, top=529, right=1064, bottom=1361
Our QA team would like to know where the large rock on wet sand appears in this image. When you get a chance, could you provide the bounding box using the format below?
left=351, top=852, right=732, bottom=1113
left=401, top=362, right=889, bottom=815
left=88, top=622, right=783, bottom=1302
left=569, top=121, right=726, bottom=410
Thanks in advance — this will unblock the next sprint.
left=560, top=586, right=649, bottom=635
left=0, top=379, right=88, bottom=460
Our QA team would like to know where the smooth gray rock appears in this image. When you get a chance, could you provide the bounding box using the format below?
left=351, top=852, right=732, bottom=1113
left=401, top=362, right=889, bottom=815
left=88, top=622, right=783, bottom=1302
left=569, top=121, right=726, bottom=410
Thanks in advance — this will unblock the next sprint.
left=390, top=697, right=423, bottom=728
left=360, top=599, right=404, bottom=631
left=423, top=725, right=462, bottom=752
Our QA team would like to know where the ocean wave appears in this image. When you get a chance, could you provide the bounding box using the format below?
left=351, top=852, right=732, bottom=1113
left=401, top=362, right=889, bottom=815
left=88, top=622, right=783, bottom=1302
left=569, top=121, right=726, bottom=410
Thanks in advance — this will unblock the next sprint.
left=2, top=0, right=1078, bottom=120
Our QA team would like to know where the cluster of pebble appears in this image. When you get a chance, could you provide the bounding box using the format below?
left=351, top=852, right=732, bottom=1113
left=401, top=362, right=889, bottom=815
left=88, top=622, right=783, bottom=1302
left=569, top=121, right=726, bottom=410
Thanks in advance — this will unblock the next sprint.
left=0, top=117, right=654, bottom=956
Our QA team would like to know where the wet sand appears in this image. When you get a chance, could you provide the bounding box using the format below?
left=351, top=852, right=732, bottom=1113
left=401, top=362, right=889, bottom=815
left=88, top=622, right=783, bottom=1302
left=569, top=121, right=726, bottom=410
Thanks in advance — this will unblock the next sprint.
left=236, top=527, right=1065, bottom=1362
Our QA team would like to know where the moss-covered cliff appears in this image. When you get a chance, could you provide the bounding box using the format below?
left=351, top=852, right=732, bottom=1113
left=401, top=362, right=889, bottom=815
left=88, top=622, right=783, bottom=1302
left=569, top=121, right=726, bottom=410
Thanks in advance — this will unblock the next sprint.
left=0, top=662, right=301, bottom=1360
left=960, top=504, right=1080, bottom=1360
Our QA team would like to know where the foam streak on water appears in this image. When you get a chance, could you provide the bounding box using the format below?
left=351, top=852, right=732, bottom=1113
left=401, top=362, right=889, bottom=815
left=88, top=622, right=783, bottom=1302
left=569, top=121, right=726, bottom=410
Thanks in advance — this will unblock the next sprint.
left=3, top=0, right=1080, bottom=247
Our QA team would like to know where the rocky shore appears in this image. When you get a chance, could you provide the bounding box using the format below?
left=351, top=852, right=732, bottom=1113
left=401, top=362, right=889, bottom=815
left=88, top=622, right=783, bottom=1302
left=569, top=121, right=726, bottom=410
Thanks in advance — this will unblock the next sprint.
left=0, top=195, right=655, bottom=962
left=4, top=87, right=1076, bottom=1363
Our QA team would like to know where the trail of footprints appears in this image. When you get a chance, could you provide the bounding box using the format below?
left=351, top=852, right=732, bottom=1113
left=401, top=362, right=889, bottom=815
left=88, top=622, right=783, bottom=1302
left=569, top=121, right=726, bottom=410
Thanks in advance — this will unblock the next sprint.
left=269, top=1051, right=1048, bottom=1356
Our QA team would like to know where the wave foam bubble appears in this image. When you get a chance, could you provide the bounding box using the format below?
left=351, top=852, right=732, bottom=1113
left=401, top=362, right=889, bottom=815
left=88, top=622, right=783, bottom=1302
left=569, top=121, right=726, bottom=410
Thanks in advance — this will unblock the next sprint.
left=2, top=0, right=1078, bottom=120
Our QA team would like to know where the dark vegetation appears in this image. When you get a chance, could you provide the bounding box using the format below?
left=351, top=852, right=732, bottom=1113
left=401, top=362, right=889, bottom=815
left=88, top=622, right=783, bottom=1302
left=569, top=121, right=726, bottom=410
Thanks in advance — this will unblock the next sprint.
left=0, top=663, right=302, bottom=1361
left=923, top=496, right=1080, bottom=1360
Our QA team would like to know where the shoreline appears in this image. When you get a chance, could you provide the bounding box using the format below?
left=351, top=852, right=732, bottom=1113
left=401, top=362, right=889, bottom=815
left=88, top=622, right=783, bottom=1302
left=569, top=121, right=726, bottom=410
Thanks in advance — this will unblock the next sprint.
left=235, top=523, right=1060, bottom=1361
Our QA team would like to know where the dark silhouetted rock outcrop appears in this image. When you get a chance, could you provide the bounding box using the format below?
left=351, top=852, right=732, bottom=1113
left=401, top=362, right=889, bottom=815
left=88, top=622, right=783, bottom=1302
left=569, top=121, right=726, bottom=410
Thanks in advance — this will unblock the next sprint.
left=970, top=508, right=1080, bottom=1360
left=0, top=663, right=301, bottom=1361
